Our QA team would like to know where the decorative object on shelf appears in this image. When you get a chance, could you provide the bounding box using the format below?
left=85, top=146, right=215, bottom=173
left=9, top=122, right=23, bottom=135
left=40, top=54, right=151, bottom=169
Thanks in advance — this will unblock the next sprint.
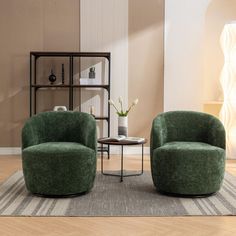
left=53, top=106, right=67, bottom=111
left=48, top=69, right=57, bottom=84
left=109, top=97, right=139, bottom=137
left=90, top=105, right=95, bottom=117
left=89, top=67, right=96, bottom=79
left=61, top=64, right=65, bottom=84
left=220, top=22, right=236, bottom=159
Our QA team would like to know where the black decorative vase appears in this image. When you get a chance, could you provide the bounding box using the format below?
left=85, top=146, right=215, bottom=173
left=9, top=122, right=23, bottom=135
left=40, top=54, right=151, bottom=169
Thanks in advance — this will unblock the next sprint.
left=49, top=69, right=56, bottom=84
left=61, top=64, right=65, bottom=84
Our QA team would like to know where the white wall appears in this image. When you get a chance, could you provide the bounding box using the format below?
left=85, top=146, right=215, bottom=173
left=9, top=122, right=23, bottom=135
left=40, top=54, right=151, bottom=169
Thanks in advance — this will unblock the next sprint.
left=164, top=0, right=211, bottom=111
left=80, top=0, right=128, bottom=137
left=164, top=0, right=236, bottom=159
left=204, top=0, right=236, bottom=103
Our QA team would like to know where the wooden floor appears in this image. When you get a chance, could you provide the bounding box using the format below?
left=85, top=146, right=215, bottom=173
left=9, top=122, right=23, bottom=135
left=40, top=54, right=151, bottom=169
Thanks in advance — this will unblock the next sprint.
left=0, top=155, right=236, bottom=236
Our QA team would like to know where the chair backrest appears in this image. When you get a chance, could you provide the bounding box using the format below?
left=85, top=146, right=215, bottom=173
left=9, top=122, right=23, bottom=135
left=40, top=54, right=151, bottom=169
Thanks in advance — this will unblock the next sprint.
left=161, top=111, right=216, bottom=143
left=22, top=111, right=96, bottom=150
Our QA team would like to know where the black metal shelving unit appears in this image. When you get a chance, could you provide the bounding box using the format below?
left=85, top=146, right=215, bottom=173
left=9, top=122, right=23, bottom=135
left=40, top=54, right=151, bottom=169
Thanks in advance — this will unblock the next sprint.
left=30, top=51, right=111, bottom=157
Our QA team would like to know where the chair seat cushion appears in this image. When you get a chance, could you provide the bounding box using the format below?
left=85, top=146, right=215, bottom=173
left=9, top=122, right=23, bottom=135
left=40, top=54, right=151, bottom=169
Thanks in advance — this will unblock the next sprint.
left=23, top=142, right=94, bottom=156
left=155, top=141, right=223, bottom=152
left=22, top=142, right=96, bottom=196
left=152, top=142, right=225, bottom=195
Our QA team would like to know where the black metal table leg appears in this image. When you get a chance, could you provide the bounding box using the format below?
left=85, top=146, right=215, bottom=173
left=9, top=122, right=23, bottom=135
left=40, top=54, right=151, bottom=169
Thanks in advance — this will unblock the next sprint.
left=141, top=143, right=144, bottom=174
left=121, top=145, right=124, bottom=182
left=108, top=144, right=110, bottom=159
left=101, top=143, right=104, bottom=174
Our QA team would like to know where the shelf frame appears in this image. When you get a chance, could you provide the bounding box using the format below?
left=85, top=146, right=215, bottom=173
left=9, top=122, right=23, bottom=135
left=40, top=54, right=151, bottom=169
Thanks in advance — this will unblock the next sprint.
left=31, top=84, right=110, bottom=90
left=30, top=51, right=111, bottom=156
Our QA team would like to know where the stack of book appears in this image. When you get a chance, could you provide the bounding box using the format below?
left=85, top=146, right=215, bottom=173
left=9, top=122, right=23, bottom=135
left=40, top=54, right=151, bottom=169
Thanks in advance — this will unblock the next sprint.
left=100, top=136, right=145, bottom=143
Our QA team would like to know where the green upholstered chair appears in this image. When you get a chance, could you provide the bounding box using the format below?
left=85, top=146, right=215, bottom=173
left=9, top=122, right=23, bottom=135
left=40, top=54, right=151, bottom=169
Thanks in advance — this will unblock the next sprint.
left=22, top=111, right=97, bottom=196
left=150, top=111, right=226, bottom=196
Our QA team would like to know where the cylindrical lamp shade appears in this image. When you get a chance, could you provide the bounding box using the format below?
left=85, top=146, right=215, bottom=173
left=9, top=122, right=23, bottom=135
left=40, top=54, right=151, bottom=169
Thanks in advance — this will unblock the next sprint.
left=220, top=23, right=236, bottom=159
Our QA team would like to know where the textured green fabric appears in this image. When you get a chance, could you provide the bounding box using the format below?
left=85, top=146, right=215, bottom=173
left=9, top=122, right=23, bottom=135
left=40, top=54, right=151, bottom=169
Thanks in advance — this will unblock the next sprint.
left=150, top=111, right=226, bottom=195
left=21, top=111, right=97, bottom=196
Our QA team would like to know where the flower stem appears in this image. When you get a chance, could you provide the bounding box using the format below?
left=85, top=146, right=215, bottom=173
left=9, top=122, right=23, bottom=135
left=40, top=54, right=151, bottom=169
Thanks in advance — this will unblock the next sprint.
left=111, top=103, right=120, bottom=114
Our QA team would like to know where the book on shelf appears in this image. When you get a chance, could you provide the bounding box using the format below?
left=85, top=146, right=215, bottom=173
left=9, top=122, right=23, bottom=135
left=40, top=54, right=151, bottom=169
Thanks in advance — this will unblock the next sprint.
left=100, top=136, right=145, bottom=143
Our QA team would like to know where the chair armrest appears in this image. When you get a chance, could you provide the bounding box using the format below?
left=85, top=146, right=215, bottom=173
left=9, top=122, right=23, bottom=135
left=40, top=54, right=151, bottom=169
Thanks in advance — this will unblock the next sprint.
left=150, top=115, right=167, bottom=159
left=22, top=119, right=41, bottom=150
left=76, top=114, right=97, bottom=152
left=207, top=117, right=226, bottom=149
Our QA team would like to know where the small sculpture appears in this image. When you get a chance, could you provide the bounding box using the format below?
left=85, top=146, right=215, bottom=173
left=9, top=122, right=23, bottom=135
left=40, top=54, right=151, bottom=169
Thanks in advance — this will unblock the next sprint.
left=90, top=106, right=95, bottom=117
left=48, top=69, right=56, bottom=84
left=89, top=67, right=96, bottom=79
left=53, top=106, right=67, bottom=111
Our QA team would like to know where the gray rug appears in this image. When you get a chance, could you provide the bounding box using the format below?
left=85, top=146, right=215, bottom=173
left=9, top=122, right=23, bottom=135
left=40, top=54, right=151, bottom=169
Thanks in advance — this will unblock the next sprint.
left=0, top=171, right=236, bottom=216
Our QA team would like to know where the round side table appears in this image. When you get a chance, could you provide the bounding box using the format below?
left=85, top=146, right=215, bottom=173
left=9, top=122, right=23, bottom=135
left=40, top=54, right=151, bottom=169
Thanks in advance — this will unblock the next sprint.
left=98, top=138, right=147, bottom=182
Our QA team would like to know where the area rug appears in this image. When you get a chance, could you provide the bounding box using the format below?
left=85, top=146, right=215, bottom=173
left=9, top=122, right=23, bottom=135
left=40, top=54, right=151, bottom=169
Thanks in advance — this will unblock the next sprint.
left=0, top=171, right=236, bottom=216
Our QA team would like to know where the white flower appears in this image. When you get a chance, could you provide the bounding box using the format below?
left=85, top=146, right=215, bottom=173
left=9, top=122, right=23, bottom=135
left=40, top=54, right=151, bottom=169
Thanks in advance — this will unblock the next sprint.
left=109, top=97, right=139, bottom=116
left=118, top=96, right=124, bottom=113
left=108, top=99, right=115, bottom=106
left=132, top=98, right=139, bottom=106
left=108, top=99, right=119, bottom=113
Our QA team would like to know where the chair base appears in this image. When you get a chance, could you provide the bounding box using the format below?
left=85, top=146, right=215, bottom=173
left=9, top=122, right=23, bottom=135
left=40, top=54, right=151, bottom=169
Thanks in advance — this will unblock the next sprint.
left=32, top=191, right=89, bottom=198
left=157, top=190, right=217, bottom=198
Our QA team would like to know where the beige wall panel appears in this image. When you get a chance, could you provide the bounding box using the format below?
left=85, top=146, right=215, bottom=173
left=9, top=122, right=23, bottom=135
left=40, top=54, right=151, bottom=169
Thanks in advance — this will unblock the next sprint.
left=128, top=0, right=164, bottom=143
left=0, top=0, right=80, bottom=147
left=43, top=0, right=80, bottom=51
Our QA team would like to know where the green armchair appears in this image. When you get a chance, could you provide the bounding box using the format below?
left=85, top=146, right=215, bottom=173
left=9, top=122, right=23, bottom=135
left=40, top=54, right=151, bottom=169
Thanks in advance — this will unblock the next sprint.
left=22, top=111, right=97, bottom=196
left=150, top=111, right=226, bottom=196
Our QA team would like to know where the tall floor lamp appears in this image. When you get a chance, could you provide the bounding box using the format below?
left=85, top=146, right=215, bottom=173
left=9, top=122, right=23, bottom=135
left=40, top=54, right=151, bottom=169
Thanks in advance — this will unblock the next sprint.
left=220, top=22, right=236, bottom=159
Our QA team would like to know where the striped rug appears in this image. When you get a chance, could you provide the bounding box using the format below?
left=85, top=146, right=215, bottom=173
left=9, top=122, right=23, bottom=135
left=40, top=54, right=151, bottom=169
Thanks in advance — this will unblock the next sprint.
left=0, top=171, right=236, bottom=216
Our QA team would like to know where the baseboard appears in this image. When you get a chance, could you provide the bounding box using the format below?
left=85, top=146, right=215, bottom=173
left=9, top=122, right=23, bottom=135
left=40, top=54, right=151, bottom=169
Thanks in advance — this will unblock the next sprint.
left=0, top=148, right=21, bottom=155
left=110, top=146, right=150, bottom=155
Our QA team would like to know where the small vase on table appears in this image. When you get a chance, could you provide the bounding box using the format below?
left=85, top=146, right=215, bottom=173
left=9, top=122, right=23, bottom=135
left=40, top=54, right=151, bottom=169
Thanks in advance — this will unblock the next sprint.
left=118, top=116, right=128, bottom=137
left=109, top=97, right=139, bottom=137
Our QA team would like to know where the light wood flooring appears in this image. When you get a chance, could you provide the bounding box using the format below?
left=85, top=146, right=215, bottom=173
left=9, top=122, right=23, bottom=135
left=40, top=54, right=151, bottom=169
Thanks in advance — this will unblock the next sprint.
left=0, top=155, right=236, bottom=236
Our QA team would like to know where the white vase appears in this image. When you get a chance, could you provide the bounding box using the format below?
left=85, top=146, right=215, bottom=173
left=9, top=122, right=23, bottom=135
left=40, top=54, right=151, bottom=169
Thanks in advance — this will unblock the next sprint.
left=118, top=116, right=128, bottom=137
